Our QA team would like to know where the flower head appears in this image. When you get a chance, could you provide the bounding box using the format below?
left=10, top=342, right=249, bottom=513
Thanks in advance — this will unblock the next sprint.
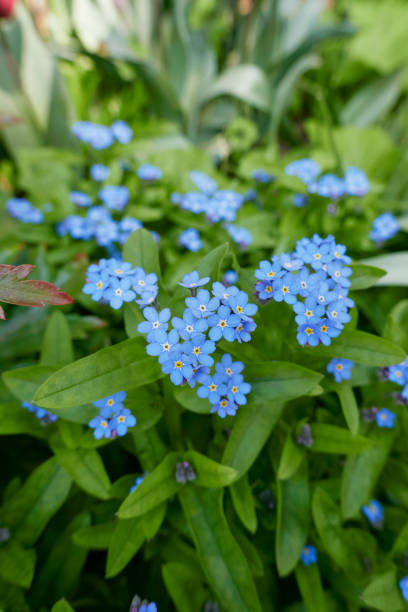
left=111, top=120, right=133, bottom=144
left=375, top=408, right=396, bottom=428
left=99, top=185, right=130, bottom=211
left=327, top=358, right=354, bottom=383
left=361, top=499, right=384, bottom=528
left=91, top=164, right=110, bottom=182
left=300, top=545, right=317, bottom=566
left=190, top=170, right=217, bottom=195
left=344, top=166, right=369, bottom=197
left=137, top=163, right=162, bottom=182
left=178, top=271, right=210, bottom=289
left=179, top=228, right=202, bottom=252
left=370, top=213, right=399, bottom=243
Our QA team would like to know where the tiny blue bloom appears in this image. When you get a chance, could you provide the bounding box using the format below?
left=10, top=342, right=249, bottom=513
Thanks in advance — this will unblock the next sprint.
left=370, top=213, right=399, bottom=243
left=190, top=170, right=218, bottom=195
left=171, top=309, right=208, bottom=340
left=138, top=307, right=171, bottom=341
left=104, top=277, right=136, bottom=309
left=300, top=545, right=317, bottom=566
left=285, top=158, right=320, bottom=185
left=69, top=191, right=92, bottom=207
left=178, top=271, right=210, bottom=289
left=137, top=163, right=163, bottom=182
left=90, top=163, right=110, bottom=182
left=344, top=166, right=369, bottom=197
left=110, top=408, right=136, bottom=437
left=316, top=174, right=345, bottom=199
left=130, top=476, right=144, bottom=494
left=211, top=397, right=238, bottom=418
left=6, top=198, right=44, bottom=224
left=208, top=305, right=240, bottom=342
left=223, top=270, right=238, bottom=286
left=111, top=119, right=133, bottom=144
left=161, top=350, right=194, bottom=385
left=375, top=408, right=396, bottom=428
left=88, top=415, right=112, bottom=439
left=185, top=290, right=219, bottom=319
left=93, top=392, right=127, bottom=418
left=99, top=185, right=130, bottom=211
left=179, top=228, right=202, bottom=252
left=229, top=291, right=258, bottom=320
left=146, top=329, right=180, bottom=364
left=361, top=499, right=384, bottom=527
left=184, top=334, right=216, bottom=368
left=253, top=169, right=274, bottom=183
left=326, top=358, right=354, bottom=382
left=227, top=374, right=251, bottom=405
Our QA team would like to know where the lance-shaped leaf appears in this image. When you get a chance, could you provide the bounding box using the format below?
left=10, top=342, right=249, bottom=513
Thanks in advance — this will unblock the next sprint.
left=349, top=263, right=386, bottom=290
left=230, top=474, right=257, bottom=533
left=0, top=264, right=73, bottom=310
left=52, top=447, right=111, bottom=501
left=277, top=433, right=304, bottom=480
left=361, top=567, right=406, bottom=612
left=334, top=382, right=359, bottom=435
left=309, top=424, right=370, bottom=454
left=34, top=337, right=162, bottom=409
left=40, top=311, right=74, bottom=366
left=123, top=228, right=161, bottom=279
left=51, top=600, right=76, bottom=612
left=245, top=362, right=323, bottom=404
left=0, top=541, right=36, bottom=588
left=184, top=451, right=237, bottom=487
left=106, top=517, right=145, bottom=578
left=179, top=486, right=262, bottom=611
left=162, top=562, right=208, bottom=612
left=295, top=562, right=326, bottom=612
left=3, top=364, right=57, bottom=403
left=72, top=522, right=115, bottom=550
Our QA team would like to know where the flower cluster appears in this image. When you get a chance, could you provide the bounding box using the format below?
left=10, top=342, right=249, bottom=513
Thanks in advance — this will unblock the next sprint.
left=99, top=185, right=130, bottom=210
left=58, top=207, right=142, bottom=247
left=138, top=272, right=256, bottom=417
left=173, top=170, right=244, bottom=223
left=71, top=119, right=132, bottom=149
left=88, top=392, right=136, bottom=440
left=361, top=499, right=384, bottom=528
left=22, top=401, right=58, bottom=424
left=224, top=224, right=253, bottom=249
left=327, top=358, right=354, bottom=382
left=252, top=169, right=274, bottom=184
left=129, top=596, right=157, bottom=612
left=91, top=163, right=110, bottom=182
left=300, top=545, right=317, bottom=566
left=179, top=228, right=202, bottom=252
left=6, top=198, right=44, bottom=224
left=255, top=234, right=354, bottom=347
left=285, top=159, right=370, bottom=200
left=82, top=258, right=158, bottom=309
left=384, top=357, right=408, bottom=402
left=370, top=213, right=399, bottom=243
left=137, top=163, right=163, bottom=182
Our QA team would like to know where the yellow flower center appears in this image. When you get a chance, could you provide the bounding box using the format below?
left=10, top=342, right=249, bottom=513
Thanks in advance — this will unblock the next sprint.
left=237, top=324, right=243, bottom=332
left=138, top=279, right=146, bottom=286
left=305, top=310, right=313, bottom=317
left=175, top=361, right=184, bottom=369
left=101, top=420, right=108, bottom=428
left=96, top=281, right=103, bottom=289
left=117, top=415, right=125, bottom=423
left=193, top=347, right=201, bottom=355
left=220, top=400, right=228, bottom=408
left=314, top=253, right=321, bottom=260
left=232, top=386, right=238, bottom=393
left=265, top=285, right=272, bottom=293
left=267, top=271, right=275, bottom=277
left=219, top=320, right=227, bottom=328
left=115, top=268, right=123, bottom=275
left=107, top=399, right=114, bottom=406
left=210, top=384, right=217, bottom=391
left=305, top=327, right=314, bottom=336
left=396, top=370, right=402, bottom=377
left=226, top=368, right=232, bottom=375
left=282, top=286, right=289, bottom=294
left=336, top=364, right=343, bottom=371
left=320, top=324, right=328, bottom=333
left=236, top=305, right=243, bottom=313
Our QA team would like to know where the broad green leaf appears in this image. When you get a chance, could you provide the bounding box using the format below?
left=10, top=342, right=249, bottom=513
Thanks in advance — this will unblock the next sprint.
left=202, top=64, right=269, bottom=111
left=232, top=527, right=264, bottom=577
left=361, top=253, right=408, bottom=287
left=341, top=428, right=394, bottom=519
left=230, top=475, right=257, bottom=533
left=295, top=562, right=326, bottom=612
left=335, top=382, right=359, bottom=435
left=179, top=486, right=262, bottom=611
left=162, top=562, right=207, bottom=612
left=309, top=424, right=370, bottom=454
left=130, top=426, right=167, bottom=471
left=51, top=600, right=76, bottom=612
left=300, top=329, right=405, bottom=366
left=72, top=522, right=115, bottom=550
left=350, top=264, right=386, bottom=291
left=223, top=401, right=284, bottom=477
left=53, top=447, right=111, bottom=500
left=361, top=568, right=405, bottom=612
left=0, top=402, right=48, bottom=438
left=106, top=517, right=145, bottom=578
left=384, top=300, right=408, bottom=351
left=382, top=459, right=408, bottom=508
left=123, top=302, right=144, bottom=338
left=118, top=452, right=182, bottom=518
left=0, top=457, right=72, bottom=546
left=175, top=386, right=211, bottom=414
left=122, top=228, right=161, bottom=279
left=276, top=462, right=309, bottom=576
left=40, top=311, right=74, bottom=366
left=141, top=503, right=167, bottom=540
left=277, top=434, right=304, bottom=480
left=34, top=337, right=162, bottom=409
left=245, top=362, right=323, bottom=404
left=0, top=264, right=73, bottom=308
left=3, top=365, right=57, bottom=403
left=185, top=451, right=237, bottom=487
left=390, top=521, right=408, bottom=558
left=0, top=541, right=35, bottom=588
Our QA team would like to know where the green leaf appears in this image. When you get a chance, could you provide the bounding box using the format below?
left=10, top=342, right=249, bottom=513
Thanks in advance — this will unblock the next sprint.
left=174, top=385, right=211, bottom=413
left=361, top=568, right=405, bottom=612
left=335, top=382, right=359, bottom=435
left=0, top=264, right=73, bottom=308
left=141, top=503, right=167, bottom=540
left=106, top=517, right=145, bottom=578
left=40, top=311, right=74, bottom=366
left=245, top=362, right=323, bottom=404
left=3, top=365, right=57, bottom=403
left=390, top=521, right=408, bottom=559
left=123, top=302, right=144, bottom=338
left=202, top=64, right=270, bottom=111
left=309, top=424, right=370, bottom=454
left=53, top=447, right=111, bottom=500
left=341, top=428, right=394, bottom=519
left=72, top=522, right=115, bottom=550
left=277, top=434, right=304, bottom=480
left=276, top=462, right=309, bottom=576
left=230, top=474, right=257, bottom=533
left=312, top=488, right=352, bottom=571
left=384, top=299, right=408, bottom=352
left=34, top=337, right=162, bottom=409
left=0, top=541, right=35, bottom=588
left=350, top=264, right=386, bottom=291
left=179, top=486, right=262, bottom=612
left=162, top=562, right=207, bottom=612
left=299, top=329, right=405, bottom=366
left=185, top=451, right=237, bottom=487
left=0, top=402, right=48, bottom=438
left=0, top=457, right=72, bottom=546
left=295, top=562, right=326, bottom=612
left=51, top=599, right=76, bottom=612
left=223, top=401, right=284, bottom=478
left=122, top=228, right=161, bottom=279
left=118, top=452, right=182, bottom=518
left=361, top=253, right=408, bottom=287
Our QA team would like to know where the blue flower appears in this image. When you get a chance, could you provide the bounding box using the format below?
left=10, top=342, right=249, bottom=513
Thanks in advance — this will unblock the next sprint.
left=161, top=350, right=194, bottom=385
left=297, top=323, right=320, bottom=347
left=187, top=365, right=211, bottom=389
left=179, top=228, right=202, bottom=252
left=310, top=280, right=336, bottom=306
left=110, top=408, right=136, bottom=437
left=190, top=170, right=217, bottom=195
left=82, top=271, right=110, bottom=302
left=95, top=219, right=119, bottom=246
left=254, top=260, right=283, bottom=282
left=278, top=253, right=303, bottom=272
left=327, top=262, right=352, bottom=288
left=224, top=224, right=252, bottom=248
left=185, top=290, right=219, bottom=319
left=211, top=282, right=239, bottom=305
left=253, top=169, right=274, bottom=183
left=71, top=121, right=114, bottom=149
left=316, top=174, right=345, bottom=199
left=399, top=577, right=408, bottom=603
left=255, top=280, right=274, bottom=301
left=315, top=319, right=341, bottom=346
left=229, top=291, right=258, bottom=320
left=197, top=374, right=228, bottom=404
left=223, top=270, right=238, bottom=286
left=22, top=402, right=58, bottom=423
left=235, top=319, right=256, bottom=343
left=180, top=192, right=209, bottom=214
left=326, top=358, right=354, bottom=382
left=69, top=191, right=92, bottom=207
left=273, top=273, right=299, bottom=305
left=293, top=297, right=325, bottom=325
left=171, top=309, right=208, bottom=340
left=361, top=499, right=384, bottom=527
left=285, top=159, right=321, bottom=185
left=118, top=217, right=143, bottom=244
left=375, top=408, right=396, bottom=428
left=326, top=300, right=351, bottom=328
left=139, top=603, right=157, bottom=612
left=295, top=269, right=320, bottom=298
left=184, top=334, right=216, bottom=368
left=88, top=415, right=112, bottom=439
left=146, top=329, right=180, bottom=364
left=90, top=164, right=110, bottom=182
left=104, top=277, right=136, bottom=309
left=138, top=307, right=171, bottom=341
left=171, top=192, right=182, bottom=205
left=370, top=213, right=399, bottom=243
left=137, top=163, right=163, bottom=182
left=344, top=166, right=369, bottom=197
left=388, top=361, right=408, bottom=386
left=227, top=375, right=251, bottom=405
left=215, top=354, right=244, bottom=378
left=211, top=397, right=238, bottom=418
left=208, top=190, right=243, bottom=223
left=106, top=260, right=134, bottom=277
left=111, top=120, right=133, bottom=144
left=296, top=240, right=332, bottom=271
left=178, top=271, right=210, bottom=289
left=6, top=198, right=44, bottom=224
left=208, top=305, right=240, bottom=342
left=293, top=194, right=307, bottom=207
left=300, top=545, right=317, bottom=566
left=99, top=185, right=130, bottom=210
left=132, top=269, right=158, bottom=294
left=93, top=391, right=127, bottom=418
left=129, top=476, right=144, bottom=494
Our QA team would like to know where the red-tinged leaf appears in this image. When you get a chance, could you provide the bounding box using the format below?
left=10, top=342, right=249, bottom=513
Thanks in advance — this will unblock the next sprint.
left=0, top=305, right=5, bottom=320
left=0, top=265, right=74, bottom=308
